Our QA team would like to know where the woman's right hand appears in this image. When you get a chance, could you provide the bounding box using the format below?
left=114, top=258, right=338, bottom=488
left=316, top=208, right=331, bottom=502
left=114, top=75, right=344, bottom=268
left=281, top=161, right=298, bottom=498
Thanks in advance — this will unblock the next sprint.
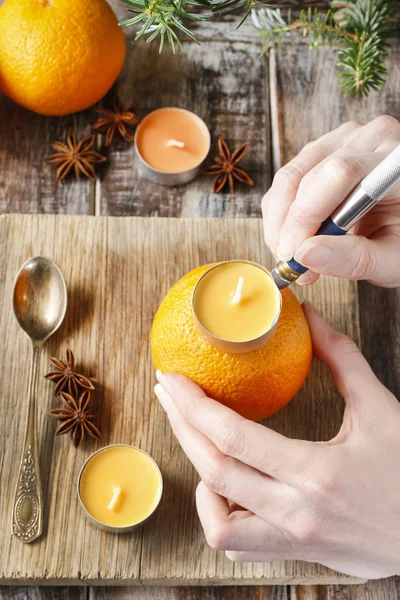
left=262, top=115, right=400, bottom=287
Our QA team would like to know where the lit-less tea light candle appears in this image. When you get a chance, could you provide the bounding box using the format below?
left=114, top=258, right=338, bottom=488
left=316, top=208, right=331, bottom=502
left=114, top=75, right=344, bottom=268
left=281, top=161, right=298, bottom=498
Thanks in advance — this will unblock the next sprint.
left=193, top=261, right=282, bottom=353
left=78, top=445, right=163, bottom=533
left=135, top=108, right=210, bottom=186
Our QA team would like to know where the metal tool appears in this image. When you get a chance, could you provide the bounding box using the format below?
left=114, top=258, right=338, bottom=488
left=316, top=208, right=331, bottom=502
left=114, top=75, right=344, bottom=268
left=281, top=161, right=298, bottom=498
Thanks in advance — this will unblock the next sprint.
left=271, top=144, right=400, bottom=289
left=12, top=256, right=67, bottom=543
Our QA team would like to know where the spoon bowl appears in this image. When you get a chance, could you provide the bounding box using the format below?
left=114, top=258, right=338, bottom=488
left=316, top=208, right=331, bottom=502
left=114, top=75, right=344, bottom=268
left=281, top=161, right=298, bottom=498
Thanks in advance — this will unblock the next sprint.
left=13, top=256, right=67, bottom=345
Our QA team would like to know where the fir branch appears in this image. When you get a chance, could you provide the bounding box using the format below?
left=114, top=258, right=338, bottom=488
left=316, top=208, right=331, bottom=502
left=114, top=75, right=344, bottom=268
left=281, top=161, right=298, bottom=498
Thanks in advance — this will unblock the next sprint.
left=251, top=7, right=358, bottom=53
left=338, top=31, right=388, bottom=97
left=211, top=0, right=257, bottom=27
left=119, top=0, right=395, bottom=99
left=120, top=0, right=212, bottom=52
left=250, top=0, right=394, bottom=98
left=333, top=0, right=394, bottom=96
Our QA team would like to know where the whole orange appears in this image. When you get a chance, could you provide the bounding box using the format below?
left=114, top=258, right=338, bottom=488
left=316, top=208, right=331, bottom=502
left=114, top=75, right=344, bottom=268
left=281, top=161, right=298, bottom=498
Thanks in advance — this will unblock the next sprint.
left=0, top=0, right=126, bottom=116
left=151, top=265, right=313, bottom=421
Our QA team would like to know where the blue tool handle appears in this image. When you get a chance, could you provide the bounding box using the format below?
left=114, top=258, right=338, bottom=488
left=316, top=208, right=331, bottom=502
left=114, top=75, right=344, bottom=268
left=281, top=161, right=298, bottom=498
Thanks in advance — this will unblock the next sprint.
left=286, top=217, right=347, bottom=275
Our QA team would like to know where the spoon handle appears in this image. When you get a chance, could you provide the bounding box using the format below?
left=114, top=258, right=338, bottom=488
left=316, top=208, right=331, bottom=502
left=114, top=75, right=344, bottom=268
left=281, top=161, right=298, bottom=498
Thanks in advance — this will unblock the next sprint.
left=11, top=344, right=43, bottom=543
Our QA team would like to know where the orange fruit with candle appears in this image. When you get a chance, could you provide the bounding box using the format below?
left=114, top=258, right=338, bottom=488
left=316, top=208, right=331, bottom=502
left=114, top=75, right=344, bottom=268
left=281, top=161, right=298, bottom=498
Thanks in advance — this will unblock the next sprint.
left=0, top=0, right=126, bottom=116
left=151, top=264, right=312, bottom=421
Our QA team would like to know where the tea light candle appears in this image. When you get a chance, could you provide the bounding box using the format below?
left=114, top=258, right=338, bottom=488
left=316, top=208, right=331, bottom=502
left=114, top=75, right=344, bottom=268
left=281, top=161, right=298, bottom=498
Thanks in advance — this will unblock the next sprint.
left=192, top=261, right=282, bottom=353
left=78, top=445, right=163, bottom=533
left=135, top=108, right=210, bottom=186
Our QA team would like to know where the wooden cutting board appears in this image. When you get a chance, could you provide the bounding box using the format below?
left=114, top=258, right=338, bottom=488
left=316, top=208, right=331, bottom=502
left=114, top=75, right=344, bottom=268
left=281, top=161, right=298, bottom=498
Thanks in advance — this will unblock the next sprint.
left=0, top=214, right=364, bottom=586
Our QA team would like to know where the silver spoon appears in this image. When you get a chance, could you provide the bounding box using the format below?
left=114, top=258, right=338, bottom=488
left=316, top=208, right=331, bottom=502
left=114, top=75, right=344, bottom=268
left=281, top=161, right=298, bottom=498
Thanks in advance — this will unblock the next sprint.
left=11, top=256, right=67, bottom=543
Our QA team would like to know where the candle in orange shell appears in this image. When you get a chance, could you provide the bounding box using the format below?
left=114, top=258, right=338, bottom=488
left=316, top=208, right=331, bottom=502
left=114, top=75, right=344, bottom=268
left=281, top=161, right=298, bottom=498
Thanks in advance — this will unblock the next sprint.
left=193, top=261, right=281, bottom=352
left=151, top=264, right=312, bottom=421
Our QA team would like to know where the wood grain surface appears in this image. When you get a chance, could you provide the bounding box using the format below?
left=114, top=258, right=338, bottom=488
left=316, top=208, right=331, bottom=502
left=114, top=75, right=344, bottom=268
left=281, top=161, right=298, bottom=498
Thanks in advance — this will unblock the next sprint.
left=3, top=577, right=400, bottom=600
left=0, top=214, right=362, bottom=587
left=88, top=577, right=400, bottom=599
left=97, top=38, right=270, bottom=218
left=270, top=44, right=400, bottom=168
left=0, top=97, right=96, bottom=216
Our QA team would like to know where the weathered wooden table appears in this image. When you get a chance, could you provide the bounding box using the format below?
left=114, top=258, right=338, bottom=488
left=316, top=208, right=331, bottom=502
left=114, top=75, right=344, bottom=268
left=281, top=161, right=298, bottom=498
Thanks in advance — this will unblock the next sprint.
left=1, top=0, right=400, bottom=598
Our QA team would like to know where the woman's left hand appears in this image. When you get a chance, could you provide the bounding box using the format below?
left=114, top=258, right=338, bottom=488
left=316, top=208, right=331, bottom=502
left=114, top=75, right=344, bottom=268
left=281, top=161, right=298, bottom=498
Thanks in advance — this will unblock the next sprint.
left=154, top=301, right=400, bottom=580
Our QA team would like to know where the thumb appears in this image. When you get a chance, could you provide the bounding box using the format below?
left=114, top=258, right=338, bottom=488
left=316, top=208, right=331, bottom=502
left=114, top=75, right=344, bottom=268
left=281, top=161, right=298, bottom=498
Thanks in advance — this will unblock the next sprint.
left=294, top=231, right=400, bottom=287
left=302, top=301, right=389, bottom=415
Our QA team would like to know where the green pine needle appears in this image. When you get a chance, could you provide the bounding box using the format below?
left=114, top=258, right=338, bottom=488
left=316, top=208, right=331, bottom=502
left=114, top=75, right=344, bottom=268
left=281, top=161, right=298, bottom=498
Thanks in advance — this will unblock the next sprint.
left=119, top=0, right=211, bottom=51
left=119, top=0, right=394, bottom=98
left=250, top=0, right=394, bottom=98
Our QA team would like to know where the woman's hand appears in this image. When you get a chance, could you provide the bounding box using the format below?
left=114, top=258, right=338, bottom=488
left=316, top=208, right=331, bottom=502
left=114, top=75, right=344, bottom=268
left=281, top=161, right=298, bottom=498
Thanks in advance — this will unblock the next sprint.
left=262, top=115, right=400, bottom=287
left=154, top=302, right=400, bottom=579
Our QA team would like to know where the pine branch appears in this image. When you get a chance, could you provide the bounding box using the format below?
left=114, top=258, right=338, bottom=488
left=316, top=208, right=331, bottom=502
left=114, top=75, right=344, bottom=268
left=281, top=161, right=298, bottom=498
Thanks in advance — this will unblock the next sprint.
left=250, top=0, right=394, bottom=98
left=251, top=7, right=359, bottom=52
left=118, top=0, right=395, bottom=99
left=333, top=0, right=394, bottom=96
left=338, top=31, right=388, bottom=97
left=120, top=0, right=212, bottom=52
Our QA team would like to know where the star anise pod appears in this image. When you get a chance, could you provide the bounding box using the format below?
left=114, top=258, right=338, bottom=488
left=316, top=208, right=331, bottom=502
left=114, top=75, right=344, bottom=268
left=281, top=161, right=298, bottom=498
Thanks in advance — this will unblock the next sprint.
left=49, top=390, right=101, bottom=447
left=46, top=133, right=106, bottom=181
left=45, top=348, right=95, bottom=397
left=203, top=137, right=254, bottom=193
left=92, top=99, right=141, bottom=145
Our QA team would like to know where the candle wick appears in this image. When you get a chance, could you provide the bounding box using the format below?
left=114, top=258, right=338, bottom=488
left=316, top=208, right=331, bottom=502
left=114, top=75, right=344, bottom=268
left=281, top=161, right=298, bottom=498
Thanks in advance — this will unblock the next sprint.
left=107, top=487, right=122, bottom=511
left=166, top=138, right=185, bottom=149
left=232, top=277, right=245, bottom=305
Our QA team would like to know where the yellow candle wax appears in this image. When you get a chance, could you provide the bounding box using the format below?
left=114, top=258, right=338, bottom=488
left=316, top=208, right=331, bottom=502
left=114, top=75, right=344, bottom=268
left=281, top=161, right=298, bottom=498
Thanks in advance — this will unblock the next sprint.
left=193, top=261, right=281, bottom=343
left=135, top=108, right=210, bottom=173
left=79, top=446, right=162, bottom=528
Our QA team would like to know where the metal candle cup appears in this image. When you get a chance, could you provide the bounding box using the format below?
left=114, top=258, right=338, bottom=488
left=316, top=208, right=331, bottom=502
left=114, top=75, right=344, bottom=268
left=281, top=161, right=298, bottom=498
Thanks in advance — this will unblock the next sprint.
left=192, top=260, right=282, bottom=353
left=77, top=444, right=163, bottom=534
left=134, top=108, right=211, bottom=186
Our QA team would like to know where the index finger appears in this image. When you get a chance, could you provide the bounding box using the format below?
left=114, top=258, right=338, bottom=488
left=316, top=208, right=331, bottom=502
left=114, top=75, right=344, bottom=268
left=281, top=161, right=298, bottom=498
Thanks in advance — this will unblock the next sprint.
left=262, top=120, right=363, bottom=255
left=276, top=116, right=400, bottom=260
left=277, top=151, right=386, bottom=261
left=156, top=370, right=315, bottom=485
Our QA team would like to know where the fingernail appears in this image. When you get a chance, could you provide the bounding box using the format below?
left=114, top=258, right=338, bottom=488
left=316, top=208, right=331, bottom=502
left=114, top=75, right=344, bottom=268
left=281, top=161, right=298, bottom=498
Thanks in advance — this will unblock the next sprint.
left=277, top=232, right=296, bottom=261
left=154, top=383, right=171, bottom=411
left=156, top=369, right=167, bottom=386
left=294, top=241, right=333, bottom=269
left=156, top=370, right=176, bottom=397
left=296, top=272, right=313, bottom=286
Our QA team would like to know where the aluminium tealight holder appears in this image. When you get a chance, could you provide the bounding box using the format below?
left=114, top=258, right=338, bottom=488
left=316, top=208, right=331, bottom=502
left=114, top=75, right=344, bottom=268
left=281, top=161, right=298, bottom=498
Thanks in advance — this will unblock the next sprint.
left=77, top=444, right=163, bottom=534
left=134, top=108, right=211, bottom=186
left=192, top=260, right=282, bottom=354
